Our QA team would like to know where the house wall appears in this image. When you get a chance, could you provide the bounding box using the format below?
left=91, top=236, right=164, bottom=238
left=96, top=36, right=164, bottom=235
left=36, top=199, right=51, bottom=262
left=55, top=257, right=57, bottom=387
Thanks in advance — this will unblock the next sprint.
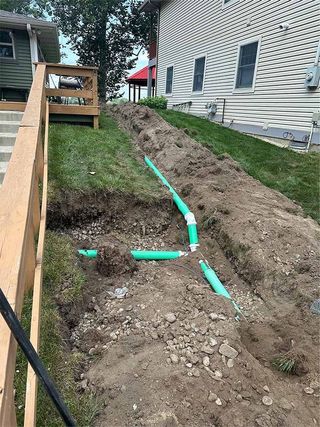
left=157, top=0, right=320, bottom=143
left=0, top=29, right=33, bottom=98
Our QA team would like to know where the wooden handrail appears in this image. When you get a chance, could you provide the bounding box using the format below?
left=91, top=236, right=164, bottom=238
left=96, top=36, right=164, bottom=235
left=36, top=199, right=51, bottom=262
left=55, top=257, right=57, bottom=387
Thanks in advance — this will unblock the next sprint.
left=0, top=63, right=46, bottom=427
left=0, top=61, right=99, bottom=426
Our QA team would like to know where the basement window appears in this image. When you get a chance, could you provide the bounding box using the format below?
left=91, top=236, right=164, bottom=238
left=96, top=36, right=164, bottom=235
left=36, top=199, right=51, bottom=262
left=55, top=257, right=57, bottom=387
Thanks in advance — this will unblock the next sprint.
left=0, top=30, right=15, bottom=59
left=234, top=38, right=261, bottom=91
left=192, top=55, right=206, bottom=93
left=165, top=65, right=174, bottom=95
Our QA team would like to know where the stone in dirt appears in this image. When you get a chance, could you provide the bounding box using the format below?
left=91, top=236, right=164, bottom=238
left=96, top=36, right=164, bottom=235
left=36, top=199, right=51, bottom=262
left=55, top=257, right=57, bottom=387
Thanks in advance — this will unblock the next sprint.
left=219, top=343, right=239, bottom=359
left=262, top=396, right=273, bottom=406
left=201, top=343, right=215, bottom=355
left=165, top=313, right=177, bottom=323
left=208, top=391, right=218, bottom=402
left=170, top=354, right=179, bottom=364
left=203, top=356, right=210, bottom=367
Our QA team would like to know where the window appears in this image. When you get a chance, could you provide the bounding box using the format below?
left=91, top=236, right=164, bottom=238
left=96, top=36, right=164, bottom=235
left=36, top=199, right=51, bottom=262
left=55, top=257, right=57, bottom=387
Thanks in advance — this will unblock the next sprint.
left=166, top=66, right=174, bottom=95
left=192, top=56, right=206, bottom=93
left=0, top=30, right=15, bottom=59
left=235, top=40, right=260, bottom=90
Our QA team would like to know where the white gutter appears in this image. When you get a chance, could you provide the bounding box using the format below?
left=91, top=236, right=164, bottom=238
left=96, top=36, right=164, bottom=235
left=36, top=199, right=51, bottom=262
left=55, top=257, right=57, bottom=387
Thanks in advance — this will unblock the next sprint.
left=27, top=23, right=39, bottom=76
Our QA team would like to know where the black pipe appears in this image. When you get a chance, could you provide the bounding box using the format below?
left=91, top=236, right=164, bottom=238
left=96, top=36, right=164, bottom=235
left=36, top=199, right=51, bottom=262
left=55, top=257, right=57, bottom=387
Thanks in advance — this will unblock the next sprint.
left=0, top=288, right=76, bottom=427
left=216, top=98, right=226, bottom=124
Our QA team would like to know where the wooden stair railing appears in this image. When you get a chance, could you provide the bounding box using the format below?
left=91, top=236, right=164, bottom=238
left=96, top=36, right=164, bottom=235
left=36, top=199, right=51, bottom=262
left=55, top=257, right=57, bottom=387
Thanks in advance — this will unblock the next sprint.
left=0, top=60, right=99, bottom=426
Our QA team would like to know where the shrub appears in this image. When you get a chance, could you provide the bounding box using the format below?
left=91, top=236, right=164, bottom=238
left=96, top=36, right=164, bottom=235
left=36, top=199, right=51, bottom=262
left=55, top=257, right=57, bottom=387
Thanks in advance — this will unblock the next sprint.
left=138, top=96, right=168, bottom=110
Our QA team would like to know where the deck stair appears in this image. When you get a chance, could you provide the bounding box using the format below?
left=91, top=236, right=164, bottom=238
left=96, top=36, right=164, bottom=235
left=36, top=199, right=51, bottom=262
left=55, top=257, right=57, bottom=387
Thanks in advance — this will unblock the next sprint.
left=0, top=110, right=22, bottom=185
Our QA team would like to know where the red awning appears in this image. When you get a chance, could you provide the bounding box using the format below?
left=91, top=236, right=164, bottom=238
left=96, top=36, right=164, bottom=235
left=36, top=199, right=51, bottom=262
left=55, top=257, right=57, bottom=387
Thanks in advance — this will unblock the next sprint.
left=127, top=66, right=156, bottom=86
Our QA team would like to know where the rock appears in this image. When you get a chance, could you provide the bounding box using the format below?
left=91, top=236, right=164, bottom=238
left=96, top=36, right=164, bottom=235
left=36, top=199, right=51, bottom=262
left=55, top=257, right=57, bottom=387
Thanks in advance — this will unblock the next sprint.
left=79, top=379, right=88, bottom=390
left=186, top=362, right=193, bottom=368
left=209, top=337, right=218, bottom=347
left=203, top=356, right=210, bottom=367
left=304, top=387, right=314, bottom=395
left=192, top=368, right=200, bottom=377
left=208, top=391, right=218, bottom=402
left=214, top=370, right=223, bottom=379
left=263, top=385, right=270, bottom=393
left=262, top=396, right=273, bottom=406
left=215, top=398, right=222, bottom=406
left=219, top=344, right=239, bottom=359
left=150, top=331, right=158, bottom=340
left=165, top=313, right=177, bottom=323
left=170, top=354, right=179, bottom=364
left=227, top=359, right=234, bottom=368
left=209, top=313, right=218, bottom=321
left=110, top=332, right=118, bottom=341
left=201, top=344, right=215, bottom=355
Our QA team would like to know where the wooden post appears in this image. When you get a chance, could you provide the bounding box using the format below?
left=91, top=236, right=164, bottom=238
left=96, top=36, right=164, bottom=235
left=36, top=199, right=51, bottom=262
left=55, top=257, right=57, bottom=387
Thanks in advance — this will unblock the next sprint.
left=92, top=70, right=99, bottom=129
left=138, top=86, right=141, bottom=101
left=128, top=84, right=131, bottom=102
left=133, top=84, right=136, bottom=103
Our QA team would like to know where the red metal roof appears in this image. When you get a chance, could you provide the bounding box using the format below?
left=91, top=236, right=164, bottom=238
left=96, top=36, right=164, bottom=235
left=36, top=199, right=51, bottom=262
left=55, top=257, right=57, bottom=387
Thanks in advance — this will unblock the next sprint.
left=127, top=66, right=156, bottom=83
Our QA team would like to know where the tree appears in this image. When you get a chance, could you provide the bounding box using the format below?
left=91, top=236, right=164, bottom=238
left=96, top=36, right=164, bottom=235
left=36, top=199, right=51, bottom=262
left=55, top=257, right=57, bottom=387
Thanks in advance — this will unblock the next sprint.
left=50, top=0, right=150, bottom=103
left=1, top=0, right=47, bottom=18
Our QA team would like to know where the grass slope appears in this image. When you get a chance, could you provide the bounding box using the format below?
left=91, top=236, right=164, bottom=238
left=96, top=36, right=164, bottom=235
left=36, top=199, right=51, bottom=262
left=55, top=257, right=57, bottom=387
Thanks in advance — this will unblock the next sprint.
left=49, top=113, right=161, bottom=200
left=158, top=110, right=320, bottom=223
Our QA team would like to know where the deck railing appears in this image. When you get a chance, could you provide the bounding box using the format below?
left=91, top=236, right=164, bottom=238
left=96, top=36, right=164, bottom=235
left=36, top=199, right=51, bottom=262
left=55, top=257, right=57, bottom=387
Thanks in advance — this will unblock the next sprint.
left=0, top=62, right=99, bottom=426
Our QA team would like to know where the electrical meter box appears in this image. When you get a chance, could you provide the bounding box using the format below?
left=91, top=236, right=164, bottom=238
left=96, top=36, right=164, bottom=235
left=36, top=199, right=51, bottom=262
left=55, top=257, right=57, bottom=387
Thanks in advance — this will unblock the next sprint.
left=305, top=66, right=320, bottom=89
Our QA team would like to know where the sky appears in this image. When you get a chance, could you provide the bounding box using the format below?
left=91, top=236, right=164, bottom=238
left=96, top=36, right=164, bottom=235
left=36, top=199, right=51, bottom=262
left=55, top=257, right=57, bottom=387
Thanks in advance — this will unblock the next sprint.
left=59, top=35, right=149, bottom=99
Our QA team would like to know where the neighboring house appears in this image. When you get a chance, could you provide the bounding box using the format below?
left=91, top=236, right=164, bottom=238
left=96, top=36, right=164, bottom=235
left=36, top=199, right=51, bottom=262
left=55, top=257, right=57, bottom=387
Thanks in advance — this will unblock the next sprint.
left=141, top=0, right=320, bottom=145
left=0, top=10, right=60, bottom=101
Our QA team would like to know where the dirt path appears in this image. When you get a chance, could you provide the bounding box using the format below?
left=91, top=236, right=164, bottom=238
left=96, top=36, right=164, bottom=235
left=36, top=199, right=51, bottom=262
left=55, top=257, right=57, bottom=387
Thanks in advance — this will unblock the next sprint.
left=50, top=105, right=319, bottom=426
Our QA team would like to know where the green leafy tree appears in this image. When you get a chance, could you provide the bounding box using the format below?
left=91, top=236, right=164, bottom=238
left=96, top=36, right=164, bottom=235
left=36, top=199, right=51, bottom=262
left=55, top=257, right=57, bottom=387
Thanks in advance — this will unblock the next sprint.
left=1, top=0, right=47, bottom=18
left=50, top=0, right=150, bottom=102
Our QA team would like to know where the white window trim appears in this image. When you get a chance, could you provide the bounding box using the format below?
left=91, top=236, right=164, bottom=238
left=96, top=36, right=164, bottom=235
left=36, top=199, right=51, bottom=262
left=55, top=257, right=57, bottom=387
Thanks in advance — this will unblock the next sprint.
left=222, top=0, right=240, bottom=10
left=0, top=29, right=16, bottom=60
left=165, top=64, right=174, bottom=96
left=191, top=54, right=207, bottom=95
left=233, top=36, right=262, bottom=94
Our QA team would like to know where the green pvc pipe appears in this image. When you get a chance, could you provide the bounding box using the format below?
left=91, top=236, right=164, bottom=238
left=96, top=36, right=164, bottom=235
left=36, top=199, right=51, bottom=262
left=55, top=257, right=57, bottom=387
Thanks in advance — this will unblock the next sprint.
left=131, top=250, right=185, bottom=260
left=78, top=249, right=98, bottom=258
left=144, top=156, right=199, bottom=250
left=199, top=260, right=241, bottom=313
left=78, top=249, right=186, bottom=261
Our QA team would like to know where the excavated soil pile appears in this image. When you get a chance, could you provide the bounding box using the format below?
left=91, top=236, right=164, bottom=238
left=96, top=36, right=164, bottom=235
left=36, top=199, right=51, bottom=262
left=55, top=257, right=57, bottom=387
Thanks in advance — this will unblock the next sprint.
left=97, top=238, right=137, bottom=277
left=52, top=105, right=319, bottom=427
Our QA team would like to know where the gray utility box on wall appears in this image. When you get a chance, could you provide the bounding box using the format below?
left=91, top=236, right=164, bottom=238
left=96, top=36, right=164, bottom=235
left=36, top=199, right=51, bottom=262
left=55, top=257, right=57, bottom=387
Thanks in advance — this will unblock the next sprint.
left=305, top=66, right=320, bottom=89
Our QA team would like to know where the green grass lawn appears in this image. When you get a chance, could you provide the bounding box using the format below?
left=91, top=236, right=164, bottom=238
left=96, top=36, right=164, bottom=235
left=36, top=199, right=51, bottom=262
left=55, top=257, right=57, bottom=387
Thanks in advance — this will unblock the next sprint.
left=49, top=113, right=161, bottom=200
left=158, top=110, right=320, bottom=223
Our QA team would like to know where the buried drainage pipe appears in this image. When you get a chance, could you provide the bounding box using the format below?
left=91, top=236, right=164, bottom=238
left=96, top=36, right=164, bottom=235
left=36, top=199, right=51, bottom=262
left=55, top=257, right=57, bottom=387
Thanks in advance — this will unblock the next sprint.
left=199, top=260, right=241, bottom=314
left=78, top=249, right=187, bottom=261
left=144, top=156, right=199, bottom=251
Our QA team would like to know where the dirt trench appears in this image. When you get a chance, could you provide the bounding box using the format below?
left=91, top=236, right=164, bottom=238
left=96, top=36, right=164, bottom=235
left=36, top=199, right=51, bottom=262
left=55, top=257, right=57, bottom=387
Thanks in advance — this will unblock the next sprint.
left=50, top=105, right=319, bottom=427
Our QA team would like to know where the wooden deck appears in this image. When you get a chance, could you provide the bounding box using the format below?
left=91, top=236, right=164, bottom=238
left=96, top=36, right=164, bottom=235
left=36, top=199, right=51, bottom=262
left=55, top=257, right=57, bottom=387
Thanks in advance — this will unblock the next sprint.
left=0, top=62, right=99, bottom=426
left=0, top=62, right=100, bottom=129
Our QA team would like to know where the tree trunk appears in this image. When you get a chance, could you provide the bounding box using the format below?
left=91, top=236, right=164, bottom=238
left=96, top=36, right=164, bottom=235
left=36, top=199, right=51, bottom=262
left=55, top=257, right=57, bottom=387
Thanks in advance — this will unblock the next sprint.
left=98, top=13, right=108, bottom=105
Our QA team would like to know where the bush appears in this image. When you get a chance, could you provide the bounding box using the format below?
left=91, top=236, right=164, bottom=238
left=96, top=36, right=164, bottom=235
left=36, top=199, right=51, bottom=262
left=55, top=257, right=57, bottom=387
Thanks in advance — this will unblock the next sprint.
left=138, top=96, right=168, bottom=110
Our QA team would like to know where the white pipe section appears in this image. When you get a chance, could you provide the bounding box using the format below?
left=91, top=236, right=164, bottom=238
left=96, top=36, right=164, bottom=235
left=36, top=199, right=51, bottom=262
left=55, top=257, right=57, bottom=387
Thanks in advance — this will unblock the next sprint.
left=314, top=40, right=320, bottom=66
left=27, top=24, right=39, bottom=76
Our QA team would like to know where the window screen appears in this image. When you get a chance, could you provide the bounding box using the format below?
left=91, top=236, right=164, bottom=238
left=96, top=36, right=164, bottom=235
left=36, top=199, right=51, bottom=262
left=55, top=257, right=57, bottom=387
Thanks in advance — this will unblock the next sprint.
left=0, top=31, right=14, bottom=58
left=193, top=56, right=206, bottom=92
left=236, top=41, right=259, bottom=88
left=166, top=66, right=174, bottom=94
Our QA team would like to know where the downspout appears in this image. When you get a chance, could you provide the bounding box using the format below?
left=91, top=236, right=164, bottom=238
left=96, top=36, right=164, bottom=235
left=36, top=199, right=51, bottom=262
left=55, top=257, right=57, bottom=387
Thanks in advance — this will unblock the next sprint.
left=155, top=2, right=160, bottom=97
left=27, top=24, right=39, bottom=76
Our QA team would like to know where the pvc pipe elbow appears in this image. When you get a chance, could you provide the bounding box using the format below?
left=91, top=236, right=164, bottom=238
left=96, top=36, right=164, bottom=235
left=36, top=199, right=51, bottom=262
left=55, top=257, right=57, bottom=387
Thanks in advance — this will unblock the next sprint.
left=184, top=212, right=197, bottom=225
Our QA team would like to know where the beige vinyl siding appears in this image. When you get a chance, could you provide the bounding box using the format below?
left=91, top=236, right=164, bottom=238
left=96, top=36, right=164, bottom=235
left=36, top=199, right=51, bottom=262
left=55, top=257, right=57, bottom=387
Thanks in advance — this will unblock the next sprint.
left=0, top=29, right=33, bottom=90
left=157, top=0, right=320, bottom=138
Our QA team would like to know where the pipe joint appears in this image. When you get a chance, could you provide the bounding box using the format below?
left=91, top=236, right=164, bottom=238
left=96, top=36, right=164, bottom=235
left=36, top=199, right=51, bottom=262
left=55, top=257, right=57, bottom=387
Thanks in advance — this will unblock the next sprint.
left=184, top=212, right=197, bottom=225
left=189, top=243, right=199, bottom=252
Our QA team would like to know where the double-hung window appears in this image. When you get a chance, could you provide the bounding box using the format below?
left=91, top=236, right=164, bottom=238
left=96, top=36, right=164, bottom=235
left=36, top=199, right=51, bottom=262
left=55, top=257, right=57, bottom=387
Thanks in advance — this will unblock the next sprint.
left=235, top=39, right=260, bottom=91
left=192, top=56, right=206, bottom=93
left=0, top=30, right=15, bottom=59
left=166, top=65, right=174, bottom=95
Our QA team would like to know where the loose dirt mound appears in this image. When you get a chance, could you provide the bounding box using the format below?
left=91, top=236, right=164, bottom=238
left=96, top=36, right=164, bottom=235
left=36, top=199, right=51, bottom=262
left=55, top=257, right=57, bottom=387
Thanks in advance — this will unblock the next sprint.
left=97, top=237, right=137, bottom=277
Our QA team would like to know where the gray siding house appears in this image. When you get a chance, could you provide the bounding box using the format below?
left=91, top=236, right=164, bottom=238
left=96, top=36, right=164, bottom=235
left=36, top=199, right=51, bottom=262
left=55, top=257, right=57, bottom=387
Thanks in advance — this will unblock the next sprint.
left=141, top=0, right=320, bottom=145
left=0, top=10, right=60, bottom=101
